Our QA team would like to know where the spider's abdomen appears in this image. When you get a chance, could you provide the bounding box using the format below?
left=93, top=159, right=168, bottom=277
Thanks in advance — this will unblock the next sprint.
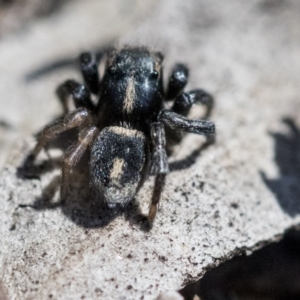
left=90, top=126, right=149, bottom=208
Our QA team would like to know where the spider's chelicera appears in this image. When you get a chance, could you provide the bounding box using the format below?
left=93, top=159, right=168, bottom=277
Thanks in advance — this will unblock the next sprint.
left=28, top=46, right=215, bottom=223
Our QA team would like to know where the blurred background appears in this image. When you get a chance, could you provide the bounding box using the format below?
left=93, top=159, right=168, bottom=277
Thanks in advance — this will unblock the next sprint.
left=0, top=0, right=158, bottom=167
left=1, top=0, right=300, bottom=299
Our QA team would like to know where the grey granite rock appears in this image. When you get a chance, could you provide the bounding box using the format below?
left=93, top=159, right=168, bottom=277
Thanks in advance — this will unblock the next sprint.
left=1, top=0, right=300, bottom=299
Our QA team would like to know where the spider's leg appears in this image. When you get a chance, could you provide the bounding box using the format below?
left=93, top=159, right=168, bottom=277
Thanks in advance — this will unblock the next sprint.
left=150, top=122, right=169, bottom=175
left=166, top=63, right=189, bottom=100
left=159, top=110, right=215, bottom=136
left=79, top=52, right=101, bottom=95
left=61, top=126, right=98, bottom=200
left=28, top=107, right=93, bottom=162
left=56, top=80, right=94, bottom=113
left=148, top=123, right=169, bottom=223
left=148, top=174, right=166, bottom=223
left=172, top=89, right=214, bottom=118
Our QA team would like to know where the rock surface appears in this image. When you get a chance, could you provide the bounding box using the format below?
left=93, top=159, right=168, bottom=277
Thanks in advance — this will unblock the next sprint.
left=1, top=0, right=300, bottom=299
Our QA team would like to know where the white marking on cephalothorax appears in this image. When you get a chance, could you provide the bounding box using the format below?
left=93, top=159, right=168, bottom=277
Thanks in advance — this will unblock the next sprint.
left=123, top=78, right=135, bottom=113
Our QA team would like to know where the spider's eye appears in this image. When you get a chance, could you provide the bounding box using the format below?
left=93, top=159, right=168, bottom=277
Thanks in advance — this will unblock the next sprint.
left=150, top=70, right=159, bottom=80
left=108, top=66, right=117, bottom=75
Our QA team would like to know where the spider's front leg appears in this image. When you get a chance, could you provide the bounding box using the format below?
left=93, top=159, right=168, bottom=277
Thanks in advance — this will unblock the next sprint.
left=79, top=52, right=100, bottom=95
left=166, top=63, right=189, bottom=100
left=166, top=63, right=214, bottom=118
left=148, top=122, right=169, bottom=223
left=56, top=80, right=94, bottom=113
left=172, top=89, right=214, bottom=118
left=56, top=52, right=102, bottom=113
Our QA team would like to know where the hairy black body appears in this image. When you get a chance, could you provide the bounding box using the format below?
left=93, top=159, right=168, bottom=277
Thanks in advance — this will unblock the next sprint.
left=98, top=49, right=164, bottom=132
left=27, top=46, right=215, bottom=223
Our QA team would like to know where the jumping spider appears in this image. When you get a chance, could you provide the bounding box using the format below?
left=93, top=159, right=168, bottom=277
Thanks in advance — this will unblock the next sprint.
left=27, top=46, right=215, bottom=223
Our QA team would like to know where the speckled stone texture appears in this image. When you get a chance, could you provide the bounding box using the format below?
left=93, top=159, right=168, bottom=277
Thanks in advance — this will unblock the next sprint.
left=1, top=0, right=300, bottom=299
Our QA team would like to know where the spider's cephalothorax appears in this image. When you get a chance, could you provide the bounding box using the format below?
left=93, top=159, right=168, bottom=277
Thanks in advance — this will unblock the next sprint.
left=98, top=48, right=164, bottom=132
left=28, top=46, right=215, bottom=223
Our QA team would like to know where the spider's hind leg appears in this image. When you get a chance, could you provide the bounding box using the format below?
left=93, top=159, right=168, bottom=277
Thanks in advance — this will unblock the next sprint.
left=27, top=107, right=93, bottom=165
left=61, top=126, right=98, bottom=200
left=148, top=123, right=169, bottom=223
left=148, top=174, right=166, bottom=224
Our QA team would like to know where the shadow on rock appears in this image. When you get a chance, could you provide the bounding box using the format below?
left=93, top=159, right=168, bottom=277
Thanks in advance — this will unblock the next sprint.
left=169, top=137, right=215, bottom=172
left=261, top=118, right=300, bottom=216
left=18, top=138, right=150, bottom=229
left=17, top=119, right=78, bottom=180
left=29, top=158, right=149, bottom=230
left=24, top=43, right=114, bottom=82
